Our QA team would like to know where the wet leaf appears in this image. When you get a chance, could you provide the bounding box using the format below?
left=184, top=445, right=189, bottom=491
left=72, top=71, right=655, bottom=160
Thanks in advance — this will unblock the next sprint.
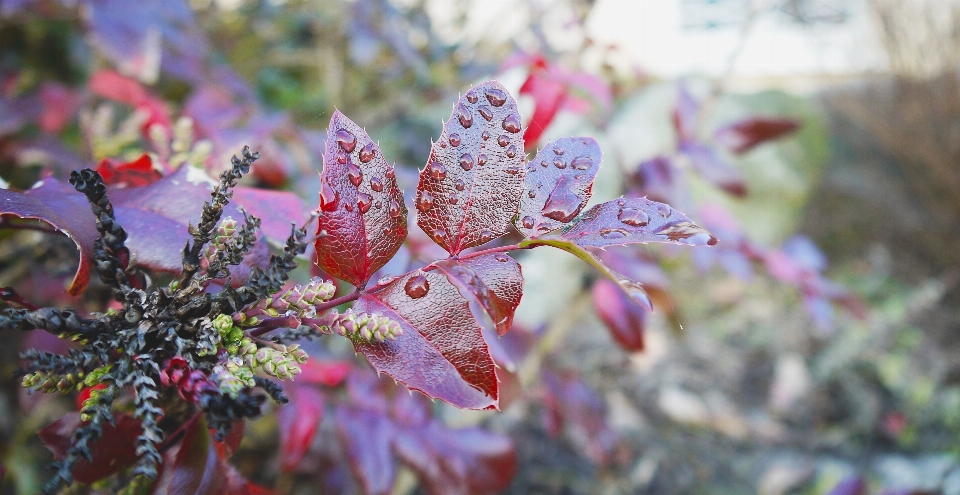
left=592, top=278, right=646, bottom=352
left=278, top=385, right=324, bottom=472
left=515, top=137, right=601, bottom=237
left=679, top=141, right=747, bottom=197
left=315, top=110, right=407, bottom=287
left=0, top=178, right=98, bottom=295
left=39, top=412, right=141, bottom=484
left=336, top=405, right=395, bottom=495
left=714, top=117, right=800, bottom=154
left=415, top=81, right=525, bottom=255
left=432, top=253, right=523, bottom=336
left=352, top=271, right=498, bottom=410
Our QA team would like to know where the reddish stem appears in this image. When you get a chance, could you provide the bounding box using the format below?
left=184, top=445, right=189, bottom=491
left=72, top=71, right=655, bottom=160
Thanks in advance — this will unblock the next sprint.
left=246, top=315, right=302, bottom=338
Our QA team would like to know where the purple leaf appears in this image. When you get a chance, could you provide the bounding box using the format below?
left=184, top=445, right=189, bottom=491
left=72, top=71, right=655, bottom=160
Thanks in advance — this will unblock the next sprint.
left=672, top=81, right=700, bottom=142
left=515, top=137, right=601, bottom=237
left=679, top=141, right=747, bottom=197
left=714, top=117, right=800, bottom=154
left=415, top=81, right=525, bottom=255
left=232, top=186, right=307, bottom=244
left=336, top=406, right=395, bottom=495
left=315, top=110, right=408, bottom=287
left=630, top=155, right=688, bottom=208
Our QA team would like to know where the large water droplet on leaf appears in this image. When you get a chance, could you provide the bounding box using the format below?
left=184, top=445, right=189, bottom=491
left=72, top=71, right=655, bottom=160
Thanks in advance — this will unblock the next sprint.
left=427, top=161, right=446, bottom=180
left=459, top=153, right=474, bottom=171
left=541, top=176, right=583, bottom=222
left=335, top=129, right=357, bottom=153
left=481, top=130, right=490, bottom=141
left=553, top=159, right=566, bottom=169
left=485, top=88, right=507, bottom=107
left=404, top=274, right=430, bottom=299
left=432, top=228, right=448, bottom=241
left=320, top=180, right=338, bottom=211
left=620, top=279, right=653, bottom=311
left=506, top=146, right=517, bottom=158
left=479, top=229, right=495, bottom=243
left=502, top=114, right=522, bottom=133
left=449, top=133, right=462, bottom=147
left=655, top=222, right=718, bottom=245
left=359, top=142, right=376, bottom=163
left=416, top=191, right=434, bottom=212
left=554, top=148, right=564, bottom=156
left=495, top=254, right=509, bottom=262
left=388, top=199, right=402, bottom=218
left=478, top=106, right=493, bottom=121
left=370, top=176, right=384, bottom=192
left=497, top=135, right=510, bottom=147
left=477, top=154, right=487, bottom=166
left=357, top=193, right=372, bottom=214
left=455, top=179, right=465, bottom=191
left=617, top=207, right=649, bottom=227
left=456, top=104, right=473, bottom=129
left=506, top=166, right=520, bottom=174
left=571, top=156, right=593, bottom=170
left=521, top=215, right=535, bottom=229
left=337, top=153, right=347, bottom=164
left=347, top=163, right=363, bottom=187
left=600, top=228, right=628, bottom=239
left=657, top=204, right=671, bottom=218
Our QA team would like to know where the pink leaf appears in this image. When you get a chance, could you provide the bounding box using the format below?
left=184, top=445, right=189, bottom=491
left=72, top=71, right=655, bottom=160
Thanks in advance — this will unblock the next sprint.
left=315, top=110, right=408, bottom=286
left=592, top=278, right=646, bottom=352
left=38, top=83, right=81, bottom=134
left=415, top=81, right=525, bottom=255
left=336, top=405, right=395, bottom=495
left=39, top=412, right=142, bottom=484
left=714, top=117, right=800, bottom=154
left=352, top=271, right=498, bottom=410
left=297, top=359, right=352, bottom=387
left=519, top=72, right=566, bottom=146
left=432, top=253, right=523, bottom=336
left=96, top=154, right=162, bottom=188
left=515, top=137, right=601, bottom=236
left=278, top=385, right=324, bottom=472
left=89, top=70, right=171, bottom=132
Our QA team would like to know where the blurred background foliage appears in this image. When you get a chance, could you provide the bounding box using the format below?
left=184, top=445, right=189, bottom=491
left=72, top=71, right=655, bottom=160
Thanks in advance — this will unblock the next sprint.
left=2, top=0, right=960, bottom=494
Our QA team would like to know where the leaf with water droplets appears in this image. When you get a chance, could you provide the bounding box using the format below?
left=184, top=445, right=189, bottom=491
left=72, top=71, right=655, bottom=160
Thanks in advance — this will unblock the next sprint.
left=539, top=197, right=717, bottom=249
left=415, top=81, right=525, bottom=255
left=514, top=137, right=601, bottom=236
left=316, top=110, right=408, bottom=287
left=352, top=271, right=499, bottom=409
left=433, top=253, right=523, bottom=336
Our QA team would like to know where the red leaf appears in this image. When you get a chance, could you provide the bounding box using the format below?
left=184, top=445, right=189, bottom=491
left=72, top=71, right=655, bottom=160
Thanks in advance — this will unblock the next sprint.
left=353, top=271, right=498, bottom=410
left=519, top=72, right=566, bottom=146
left=542, top=197, right=717, bottom=249
left=592, top=278, right=646, bottom=352
left=296, top=359, right=352, bottom=387
left=433, top=253, right=523, bottom=336
left=336, top=405, right=395, bottom=495
left=89, top=70, right=171, bottom=132
left=315, top=110, right=408, bottom=286
left=96, top=154, right=162, bottom=187
left=714, top=117, right=800, bottom=154
left=415, top=81, right=525, bottom=255
left=679, top=142, right=747, bottom=197
left=212, top=421, right=245, bottom=459
left=393, top=423, right=516, bottom=495
left=39, top=412, right=141, bottom=484
left=515, top=137, right=601, bottom=236
left=278, top=385, right=324, bottom=472
left=167, top=416, right=226, bottom=495
left=0, top=178, right=97, bottom=295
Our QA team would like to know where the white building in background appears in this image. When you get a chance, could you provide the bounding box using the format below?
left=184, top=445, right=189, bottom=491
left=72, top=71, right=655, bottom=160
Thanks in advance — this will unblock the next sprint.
left=585, top=0, right=889, bottom=92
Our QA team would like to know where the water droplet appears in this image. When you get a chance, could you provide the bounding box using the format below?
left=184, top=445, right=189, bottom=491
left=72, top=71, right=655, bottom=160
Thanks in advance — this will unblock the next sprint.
left=357, top=193, right=372, bottom=214
left=617, top=199, right=625, bottom=207
left=416, top=191, right=434, bottom=212
left=657, top=204, right=671, bottom=218
left=426, top=161, right=446, bottom=180
left=541, top=161, right=549, bottom=167
left=347, top=163, right=363, bottom=187
left=571, top=156, right=593, bottom=170
left=528, top=191, right=536, bottom=198
left=404, top=274, right=430, bottom=299
left=497, top=135, right=510, bottom=147
left=455, top=179, right=465, bottom=191
left=388, top=199, right=402, bottom=218
left=478, top=106, right=493, bottom=121
left=344, top=204, right=354, bottom=212
left=459, top=153, right=474, bottom=171
left=479, top=229, right=495, bottom=243
left=336, top=152, right=347, bottom=164
left=618, top=207, right=649, bottom=227
left=655, top=222, right=717, bottom=245
left=553, top=148, right=564, bottom=156
left=449, top=196, right=458, bottom=204
left=482, top=130, right=490, bottom=141
left=506, top=146, right=517, bottom=158
left=439, top=142, right=446, bottom=149
left=553, top=158, right=567, bottom=169
left=378, top=275, right=399, bottom=286
left=541, top=176, right=584, bottom=222
left=477, top=154, right=487, bottom=166
left=374, top=200, right=382, bottom=209
left=383, top=226, right=391, bottom=234
left=317, top=229, right=329, bottom=238
left=485, top=88, right=507, bottom=107
left=599, top=228, right=629, bottom=239
left=449, top=133, right=462, bottom=147
left=502, top=114, right=521, bottom=133
left=370, top=176, right=384, bottom=192
left=537, top=226, right=552, bottom=233
left=527, top=163, right=538, bottom=173
left=521, top=216, right=535, bottom=229
left=319, top=180, right=338, bottom=211
left=495, top=254, right=509, bottom=262
left=432, top=229, right=447, bottom=241
left=335, top=129, right=357, bottom=153
left=466, top=93, right=479, bottom=104
left=359, top=142, right=376, bottom=163
left=386, top=168, right=395, bottom=179
left=620, top=280, right=653, bottom=311
left=506, top=166, right=520, bottom=174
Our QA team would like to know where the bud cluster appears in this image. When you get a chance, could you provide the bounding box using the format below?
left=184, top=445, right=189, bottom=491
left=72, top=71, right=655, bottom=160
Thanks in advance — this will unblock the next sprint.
left=329, top=310, right=403, bottom=342
left=212, top=357, right=256, bottom=397
left=21, top=370, right=82, bottom=394
left=203, top=217, right=238, bottom=263
left=251, top=277, right=336, bottom=319
left=248, top=344, right=308, bottom=380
